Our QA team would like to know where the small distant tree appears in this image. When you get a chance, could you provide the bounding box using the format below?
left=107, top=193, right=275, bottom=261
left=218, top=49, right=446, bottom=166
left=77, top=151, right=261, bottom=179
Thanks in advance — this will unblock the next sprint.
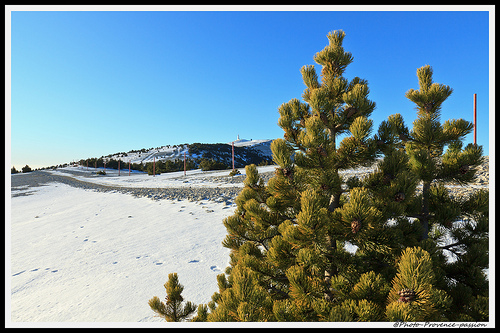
left=199, top=158, right=229, bottom=171
left=148, top=273, right=197, bottom=322
left=146, top=161, right=161, bottom=176
left=229, top=168, right=241, bottom=177
left=11, top=166, right=19, bottom=174
left=21, top=165, right=32, bottom=173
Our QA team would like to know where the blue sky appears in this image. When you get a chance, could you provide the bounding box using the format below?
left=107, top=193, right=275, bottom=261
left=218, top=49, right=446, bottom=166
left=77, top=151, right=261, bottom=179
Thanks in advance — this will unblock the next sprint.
left=8, top=6, right=493, bottom=169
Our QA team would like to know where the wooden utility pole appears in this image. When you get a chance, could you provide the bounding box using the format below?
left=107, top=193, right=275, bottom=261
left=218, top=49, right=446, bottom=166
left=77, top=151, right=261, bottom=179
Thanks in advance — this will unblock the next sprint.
left=474, top=93, right=477, bottom=145
left=232, top=141, right=235, bottom=171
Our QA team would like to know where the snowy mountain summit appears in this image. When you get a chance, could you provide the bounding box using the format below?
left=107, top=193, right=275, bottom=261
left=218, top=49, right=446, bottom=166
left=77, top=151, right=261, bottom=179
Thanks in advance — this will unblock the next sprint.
left=103, top=138, right=274, bottom=169
left=229, top=137, right=273, bottom=159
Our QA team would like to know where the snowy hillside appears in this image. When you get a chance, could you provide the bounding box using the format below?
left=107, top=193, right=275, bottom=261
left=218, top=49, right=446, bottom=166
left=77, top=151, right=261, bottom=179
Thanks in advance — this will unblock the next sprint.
left=103, top=139, right=273, bottom=166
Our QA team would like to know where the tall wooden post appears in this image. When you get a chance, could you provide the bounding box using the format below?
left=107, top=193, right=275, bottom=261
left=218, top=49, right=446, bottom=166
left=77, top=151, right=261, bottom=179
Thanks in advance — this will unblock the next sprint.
left=118, top=160, right=120, bottom=176
left=474, top=93, right=477, bottom=145
left=153, top=157, right=156, bottom=177
left=184, top=151, right=187, bottom=176
left=232, top=141, right=235, bottom=171
left=129, top=161, right=131, bottom=176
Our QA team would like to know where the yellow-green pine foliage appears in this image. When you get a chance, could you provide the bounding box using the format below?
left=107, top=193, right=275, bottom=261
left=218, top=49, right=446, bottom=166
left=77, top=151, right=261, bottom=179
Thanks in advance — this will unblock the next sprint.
left=386, top=247, right=452, bottom=322
left=148, top=273, right=197, bottom=322
left=151, top=32, right=488, bottom=323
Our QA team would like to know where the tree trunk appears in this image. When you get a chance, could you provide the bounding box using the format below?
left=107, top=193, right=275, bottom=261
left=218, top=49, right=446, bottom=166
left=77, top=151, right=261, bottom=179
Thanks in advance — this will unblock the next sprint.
left=420, top=180, right=431, bottom=240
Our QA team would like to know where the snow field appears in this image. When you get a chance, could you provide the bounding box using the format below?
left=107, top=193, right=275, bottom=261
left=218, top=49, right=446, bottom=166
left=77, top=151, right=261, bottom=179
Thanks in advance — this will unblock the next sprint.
left=49, top=165, right=278, bottom=189
left=9, top=183, right=233, bottom=323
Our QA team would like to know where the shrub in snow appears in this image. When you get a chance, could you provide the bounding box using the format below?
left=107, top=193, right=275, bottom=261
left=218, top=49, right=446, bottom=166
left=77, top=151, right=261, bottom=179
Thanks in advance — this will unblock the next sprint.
left=229, top=169, right=241, bottom=177
left=148, top=273, right=197, bottom=322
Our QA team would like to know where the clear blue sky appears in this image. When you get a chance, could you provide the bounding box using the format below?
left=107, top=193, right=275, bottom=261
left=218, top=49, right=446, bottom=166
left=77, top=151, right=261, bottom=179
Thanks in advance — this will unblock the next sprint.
left=8, top=7, right=492, bottom=169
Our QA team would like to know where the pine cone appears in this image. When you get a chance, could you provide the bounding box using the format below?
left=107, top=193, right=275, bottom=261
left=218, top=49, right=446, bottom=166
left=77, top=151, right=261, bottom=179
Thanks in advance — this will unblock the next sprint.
left=351, top=219, right=362, bottom=234
left=459, top=165, right=470, bottom=174
left=423, top=102, right=433, bottom=113
left=319, top=113, right=329, bottom=125
left=398, top=133, right=409, bottom=142
left=394, top=192, right=405, bottom=202
left=283, top=167, right=293, bottom=180
left=317, top=146, right=328, bottom=157
left=284, top=129, right=297, bottom=141
left=345, top=106, right=357, bottom=118
left=300, top=118, right=306, bottom=128
left=382, top=173, right=394, bottom=185
left=398, top=288, right=416, bottom=303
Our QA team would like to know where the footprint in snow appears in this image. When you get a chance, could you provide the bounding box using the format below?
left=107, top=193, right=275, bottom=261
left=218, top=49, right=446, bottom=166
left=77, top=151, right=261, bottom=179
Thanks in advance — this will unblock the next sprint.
left=210, top=265, right=221, bottom=272
left=188, top=260, right=200, bottom=263
left=12, top=270, right=26, bottom=277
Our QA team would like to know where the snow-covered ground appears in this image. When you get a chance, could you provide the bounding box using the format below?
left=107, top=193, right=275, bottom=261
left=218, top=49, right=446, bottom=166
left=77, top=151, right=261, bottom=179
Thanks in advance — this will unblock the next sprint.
left=48, top=165, right=277, bottom=189
left=8, top=182, right=235, bottom=326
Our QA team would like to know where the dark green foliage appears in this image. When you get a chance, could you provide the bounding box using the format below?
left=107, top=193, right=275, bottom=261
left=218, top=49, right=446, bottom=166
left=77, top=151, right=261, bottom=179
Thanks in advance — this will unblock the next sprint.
left=11, top=166, right=19, bottom=174
left=199, top=158, right=229, bottom=171
left=146, top=161, right=161, bottom=176
left=21, top=165, right=32, bottom=173
left=189, top=142, right=273, bottom=168
left=153, top=31, right=488, bottom=323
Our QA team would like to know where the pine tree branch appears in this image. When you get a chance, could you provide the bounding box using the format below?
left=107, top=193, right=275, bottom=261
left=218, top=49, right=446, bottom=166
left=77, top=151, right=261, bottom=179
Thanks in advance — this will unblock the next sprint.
left=439, top=241, right=461, bottom=251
